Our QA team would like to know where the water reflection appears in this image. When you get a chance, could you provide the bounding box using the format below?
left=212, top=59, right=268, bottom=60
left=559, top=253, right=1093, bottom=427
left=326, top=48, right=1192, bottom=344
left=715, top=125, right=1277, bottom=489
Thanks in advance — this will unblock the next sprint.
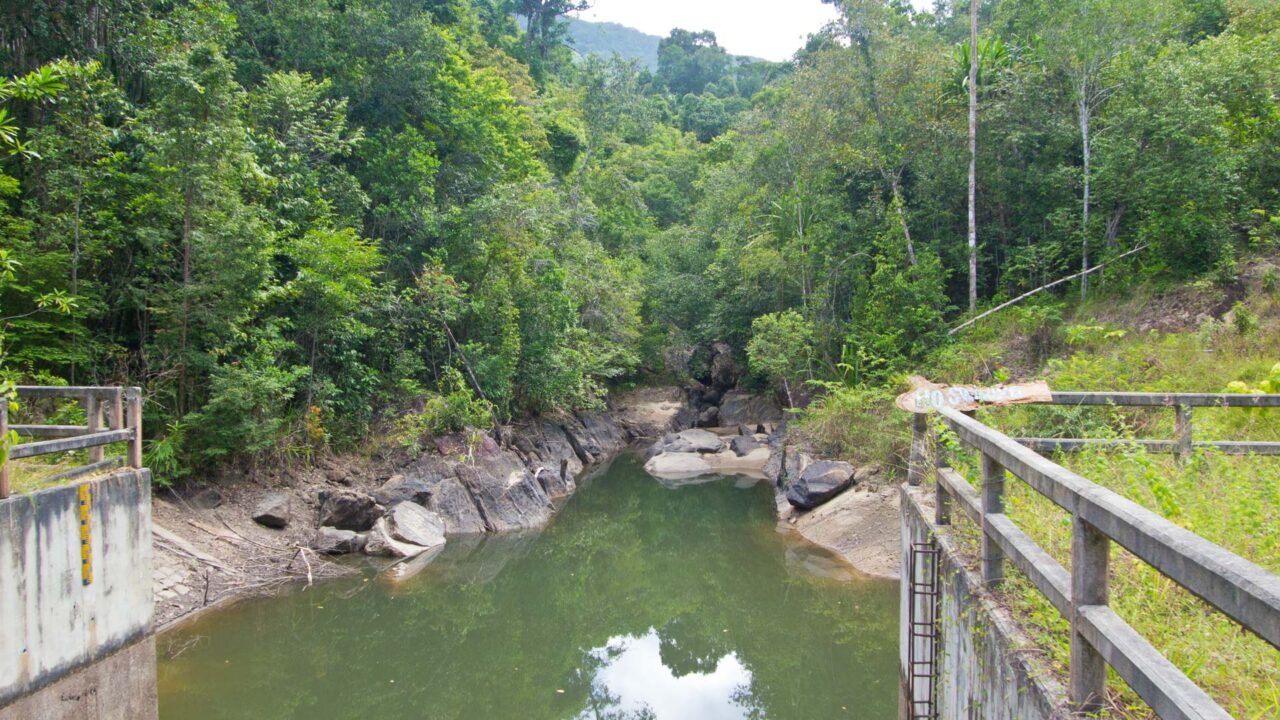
left=578, top=630, right=758, bottom=720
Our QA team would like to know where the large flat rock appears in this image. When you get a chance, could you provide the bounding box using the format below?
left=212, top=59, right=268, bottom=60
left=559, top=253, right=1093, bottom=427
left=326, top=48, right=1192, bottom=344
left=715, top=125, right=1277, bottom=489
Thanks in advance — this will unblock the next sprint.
left=778, top=486, right=901, bottom=580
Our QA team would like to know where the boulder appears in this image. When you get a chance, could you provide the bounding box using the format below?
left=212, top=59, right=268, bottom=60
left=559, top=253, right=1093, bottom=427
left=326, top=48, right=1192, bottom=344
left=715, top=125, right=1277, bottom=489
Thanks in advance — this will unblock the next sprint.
left=317, top=490, right=383, bottom=532
left=456, top=465, right=555, bottom=533
left=718, top=391, right=784, bottom=426
left=535, top=466, right=576, bottom=500
left=644, top=452, right=713, bottom=479
left=696, top=406, right=720, bottom=427
left=704, top=447, right=772, bottom=476
left=372, top=474, right=434, bottom=507
left=729, top=435, right=760, bottom=457
left=387, top=502, right=447, bottom=549
left=252, top=492, right=291, bottom=529
left=650, top=433, right=696, bottom=457
left=786, top=460, right=856, bottom=510
left=428, top=476, right=488, bottom=535
left=708, top=342, right=741, bottom=390
left=191, top=487, right=224, bottom=510
left=310, top=527, right=364, bottom=555
left=364, top=517, right=431, bottom=559
left=676, top=429, right=723, bottom=453
left=855, top=464, right=887, bottom=485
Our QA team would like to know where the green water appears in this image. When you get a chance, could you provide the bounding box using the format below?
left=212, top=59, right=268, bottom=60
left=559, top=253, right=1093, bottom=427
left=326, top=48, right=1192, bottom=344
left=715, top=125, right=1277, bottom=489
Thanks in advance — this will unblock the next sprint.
left=157, top=454, right=900, bottom=720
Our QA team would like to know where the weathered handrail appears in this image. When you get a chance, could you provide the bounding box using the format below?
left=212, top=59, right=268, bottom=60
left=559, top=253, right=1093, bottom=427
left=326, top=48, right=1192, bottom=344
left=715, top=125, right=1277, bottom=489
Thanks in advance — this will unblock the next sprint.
left=909, top=396, right=1280, bottom=719
left=1013, top=391, right=1280, bottom=460
left=0, top=386, right=143, bottom=499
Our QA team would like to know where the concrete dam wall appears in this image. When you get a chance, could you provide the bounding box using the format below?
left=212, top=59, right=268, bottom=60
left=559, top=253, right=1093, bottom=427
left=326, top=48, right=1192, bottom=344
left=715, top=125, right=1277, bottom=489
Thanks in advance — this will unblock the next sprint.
left=0, top=469, right=156, bottom=720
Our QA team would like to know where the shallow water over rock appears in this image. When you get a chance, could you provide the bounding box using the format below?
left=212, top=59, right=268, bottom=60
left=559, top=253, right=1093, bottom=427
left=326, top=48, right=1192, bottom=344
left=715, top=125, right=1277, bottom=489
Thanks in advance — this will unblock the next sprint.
left=157, top=454, right=899, bottom=720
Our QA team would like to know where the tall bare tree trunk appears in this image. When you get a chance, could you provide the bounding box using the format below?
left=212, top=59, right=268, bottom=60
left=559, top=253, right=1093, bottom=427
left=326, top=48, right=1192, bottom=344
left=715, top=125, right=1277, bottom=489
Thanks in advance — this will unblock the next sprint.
left=179, top=182, right=193, bottom=415
left=856, top=32, right=917, bottom=266
left=1079, top=93, right=1091, bottom=300
left=889, top=177, right=917, bottom=266
left=968, top=0, right=979, bottom=314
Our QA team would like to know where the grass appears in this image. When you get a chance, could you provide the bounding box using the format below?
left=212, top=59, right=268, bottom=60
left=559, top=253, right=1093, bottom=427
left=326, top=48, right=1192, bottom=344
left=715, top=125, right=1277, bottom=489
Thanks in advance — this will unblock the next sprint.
left=802, top=273, right=1280, bottom=718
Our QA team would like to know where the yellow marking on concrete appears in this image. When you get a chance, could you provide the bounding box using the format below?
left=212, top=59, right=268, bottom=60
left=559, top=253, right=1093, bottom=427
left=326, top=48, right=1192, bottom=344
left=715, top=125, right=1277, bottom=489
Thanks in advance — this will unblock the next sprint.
left=78, top=483, right=93, bottom=586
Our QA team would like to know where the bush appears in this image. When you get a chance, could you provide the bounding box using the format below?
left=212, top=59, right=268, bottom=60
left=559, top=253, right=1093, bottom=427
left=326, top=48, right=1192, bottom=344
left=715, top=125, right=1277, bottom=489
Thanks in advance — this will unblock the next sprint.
left=794, top=382, right=907, bottom=470
left=1231, top=301, right=1257, bottom=335
left=395, top=368, right=495, bottom=456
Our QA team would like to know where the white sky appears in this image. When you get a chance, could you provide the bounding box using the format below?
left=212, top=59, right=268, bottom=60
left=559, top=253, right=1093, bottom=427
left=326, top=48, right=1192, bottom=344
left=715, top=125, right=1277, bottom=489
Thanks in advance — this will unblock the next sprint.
left=573, top=0, right=937, bottom=62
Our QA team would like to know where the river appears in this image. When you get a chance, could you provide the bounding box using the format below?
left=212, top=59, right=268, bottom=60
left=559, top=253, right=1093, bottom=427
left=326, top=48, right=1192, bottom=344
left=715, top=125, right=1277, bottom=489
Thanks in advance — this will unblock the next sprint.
left=156, top=453, right=899, bottom=719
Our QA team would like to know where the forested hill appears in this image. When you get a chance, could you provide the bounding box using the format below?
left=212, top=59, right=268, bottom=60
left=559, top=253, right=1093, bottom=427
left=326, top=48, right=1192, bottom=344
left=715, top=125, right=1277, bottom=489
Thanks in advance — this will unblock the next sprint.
left=1, top=0, right=1277, bottom=479
left=564, top=18, right=661, bottom=69
left=563, top=17, right=766, bottom=70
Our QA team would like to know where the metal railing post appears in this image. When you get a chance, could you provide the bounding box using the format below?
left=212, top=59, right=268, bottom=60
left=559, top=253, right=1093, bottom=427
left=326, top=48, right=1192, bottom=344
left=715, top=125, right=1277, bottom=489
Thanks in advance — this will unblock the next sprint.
left=980, top=451, right=1006, bottom=586
left=1070, top=515, right=1110, bottom=713
left=126, top=387, right=143, bottom=469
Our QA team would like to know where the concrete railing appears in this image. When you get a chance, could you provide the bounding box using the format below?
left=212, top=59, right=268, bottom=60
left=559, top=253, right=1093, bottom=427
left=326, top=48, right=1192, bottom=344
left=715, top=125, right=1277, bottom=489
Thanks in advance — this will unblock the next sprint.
left=908, top=393, right=1280, bottom=719
left=0, top=386, right=143, bottom=499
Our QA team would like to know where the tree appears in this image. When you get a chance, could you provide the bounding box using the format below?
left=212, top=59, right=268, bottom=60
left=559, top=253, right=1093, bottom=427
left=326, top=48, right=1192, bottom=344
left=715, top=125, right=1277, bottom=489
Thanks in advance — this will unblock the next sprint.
left=747, top=310, right=815, bottom=408
left=657, top=29, right=730, bottom=96
left=518, top=0, right=590, bottom=66
left=967, top=0, right=979, bottom=313
left=139, top=3, right=272, bottom=415
left=1021, top=0, right=1174, bottom=298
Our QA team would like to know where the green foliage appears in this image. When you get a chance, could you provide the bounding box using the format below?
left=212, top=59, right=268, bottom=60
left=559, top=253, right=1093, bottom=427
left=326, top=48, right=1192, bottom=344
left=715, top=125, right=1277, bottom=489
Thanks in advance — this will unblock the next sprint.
left=3, top=0, right=1280, bottom=496
left=746, top=310, right=814, bottom=405
left=1231, top=301, right=1258, bottom=335
left=394, top=368, right=495, bottom=456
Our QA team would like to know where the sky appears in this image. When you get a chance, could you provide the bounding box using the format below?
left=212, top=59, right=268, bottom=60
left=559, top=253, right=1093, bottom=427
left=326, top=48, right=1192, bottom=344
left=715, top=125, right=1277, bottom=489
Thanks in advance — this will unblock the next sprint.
left=573, top=0, right=936, bottom=62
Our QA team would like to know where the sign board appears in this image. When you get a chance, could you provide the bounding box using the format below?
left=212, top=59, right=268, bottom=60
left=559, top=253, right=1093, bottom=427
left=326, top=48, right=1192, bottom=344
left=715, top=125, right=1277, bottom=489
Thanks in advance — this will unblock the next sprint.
left=896, top=377, right=1053, bottom=414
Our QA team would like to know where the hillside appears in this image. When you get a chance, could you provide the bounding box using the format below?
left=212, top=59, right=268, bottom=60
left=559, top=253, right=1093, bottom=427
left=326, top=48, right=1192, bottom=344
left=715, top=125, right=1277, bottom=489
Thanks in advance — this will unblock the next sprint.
left=565, top=17, right=662, bottom=69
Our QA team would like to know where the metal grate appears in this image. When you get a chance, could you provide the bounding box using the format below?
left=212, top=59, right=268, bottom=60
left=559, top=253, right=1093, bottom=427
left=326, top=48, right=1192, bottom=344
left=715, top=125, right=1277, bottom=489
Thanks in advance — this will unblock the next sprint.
left=906, top=541, right=940, bottom=720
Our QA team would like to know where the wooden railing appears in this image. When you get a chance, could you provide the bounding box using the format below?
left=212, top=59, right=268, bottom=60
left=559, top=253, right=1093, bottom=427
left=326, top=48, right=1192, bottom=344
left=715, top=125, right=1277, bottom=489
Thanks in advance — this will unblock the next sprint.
left=908, top=392, right=1280, bottom=719
left=0, top=386, right=143, bottom=499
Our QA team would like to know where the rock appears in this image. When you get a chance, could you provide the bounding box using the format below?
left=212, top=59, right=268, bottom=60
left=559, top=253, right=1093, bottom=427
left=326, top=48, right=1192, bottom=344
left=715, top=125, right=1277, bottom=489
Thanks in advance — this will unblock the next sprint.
left=535, top=466, right=576, bottom=500
left=708, top=342, right=741, bottom=390
left=650, top=432, right=696, bottom=457
left=650, top=429, right=723, bottom=456
left=644, top=452, right=714, bottom=479
left=737, top=424, right=754, bottom=437
left=718, top=391, right=784, bottom=426
left=190, top=487, right=224, bottom=510
left=696, top=406, right=720, bottom=427
left=855, top=464, right=887, bottom=485
left=427, top=476, right=488, bottom=535
left=677, top=429, right=724, bottom=453
left=317, top=490, right=383, bottom=532
left=384, top=545, right=447, bottom=583
left=704, top=447, right=772, bottom=476
left=786, top=460, right=856, bottom=510
left=456, top=466, right=554, bottom=533
left=387, top=502, right=447, bottom=549
left=372, top=474, right=434, bottom=507
left=252, top=492, right=291, bottom=529
left=364, top=517, right=431, bottom=559
left=729, top=435, right=759, bottom=457
left=310, top=527, right=363, bottom=555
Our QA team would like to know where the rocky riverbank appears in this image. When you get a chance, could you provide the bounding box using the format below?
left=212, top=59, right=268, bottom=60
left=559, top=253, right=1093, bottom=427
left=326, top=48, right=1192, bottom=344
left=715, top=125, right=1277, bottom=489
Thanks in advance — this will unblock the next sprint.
left=152, top=383, right=900, bottom=628
left=639, top=422, right=902, bottom=581
left=151, top=387, right=688, bottom=627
